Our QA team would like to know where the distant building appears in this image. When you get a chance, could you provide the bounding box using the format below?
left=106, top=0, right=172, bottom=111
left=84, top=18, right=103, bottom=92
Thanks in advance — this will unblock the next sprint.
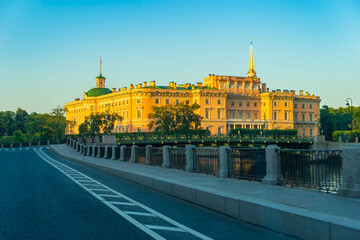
left=65, top=40, right=320, bottom=137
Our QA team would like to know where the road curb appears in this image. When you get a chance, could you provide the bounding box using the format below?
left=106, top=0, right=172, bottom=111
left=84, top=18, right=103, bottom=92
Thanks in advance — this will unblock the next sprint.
left=50, top=145, right=360, bottom=240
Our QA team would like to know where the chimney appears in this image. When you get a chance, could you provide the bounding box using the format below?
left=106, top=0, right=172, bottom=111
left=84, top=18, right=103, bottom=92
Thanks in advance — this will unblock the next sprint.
left=74, top=98, right=80, bottom=102
left=300, top=90, right=303, bottom=95
left=122, top=87, right=127, bottom=91
left=191, top=85, right=195, bottom=90
left=283, top=89, right=289, bottom=93
left=305, top=92, right=309, bottom=96
left=143, top=81, right=147, bottom=87
left=112, top=88, right=116, bottom=93
left=169, top=82, right=174, bottom=88
left=197, top=82, right=203, bottom=88
left=150, top=81, right=156, bottom=87
left=277, top=89, right=281, bottom=93
left=267, top=88, right=269, bottom=92
left=174, top=83, right=177, bottom=89
left=130, top=84, right=134, bottom=89
left=118, top=88, right=122, bottom=92
left=261, top=83, right=266, bottom=92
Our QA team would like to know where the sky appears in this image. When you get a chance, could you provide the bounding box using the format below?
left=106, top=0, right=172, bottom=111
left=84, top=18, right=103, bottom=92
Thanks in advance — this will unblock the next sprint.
left=0, top=0, right=359, bottom=113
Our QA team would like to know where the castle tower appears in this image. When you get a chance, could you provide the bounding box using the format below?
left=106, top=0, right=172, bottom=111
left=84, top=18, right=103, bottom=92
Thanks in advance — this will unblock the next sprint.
left=247, top=39, right=256, bottom=77
left=96, top=57, right=106, bottom=88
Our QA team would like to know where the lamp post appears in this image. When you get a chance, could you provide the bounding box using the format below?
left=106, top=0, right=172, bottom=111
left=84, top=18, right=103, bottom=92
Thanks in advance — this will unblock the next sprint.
left=346, top=98, right=353, bottom=141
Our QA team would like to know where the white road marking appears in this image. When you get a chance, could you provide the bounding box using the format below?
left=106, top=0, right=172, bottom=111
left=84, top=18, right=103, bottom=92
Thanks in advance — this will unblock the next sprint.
left=146, top=225, right=186, bottom=232
left=109, top=201, right=136, bottom=206
left=98, top=194, right=122, bottom=198
left=124, top=211, right=156, bottom=217
left=34, top=148, right=213, bottom=240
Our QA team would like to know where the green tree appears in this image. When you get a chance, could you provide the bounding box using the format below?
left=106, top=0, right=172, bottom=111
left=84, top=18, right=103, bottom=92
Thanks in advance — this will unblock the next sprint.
left=148, top=103, right=203, bottom=134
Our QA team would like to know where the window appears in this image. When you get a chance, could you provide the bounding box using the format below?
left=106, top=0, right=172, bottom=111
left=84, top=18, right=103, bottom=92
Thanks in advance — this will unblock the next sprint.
left=217, top=100, right=221, bottom=105
left=218, top=127, right=222, bottom=135
left=309, top=114, right=313, bottom=121
left=284, top=102, right=288, bottom=107
left=246, top=112, right=250, bottom=119
left=274, top=112, right=277, bottom=120
left=254, top=102, right=257, bottom=107
left=303, top=129, right=306, bottom=137
left=115, top=102, right=117, bottom=106
left=155, top=99, right=160, bottom=104
left=91, top=106, right=94, bottom=111
left=239, top=101, right=242, bottom=107
left=127, top=111, right=129, bottom=119
left=238, top=111, right=243, bottom=119
left=263, top=102, right=266, bottom=106
left=127, top=100, right=129, bottom=105
left=231, top=101, right=234, bottom=107
left=166, top=99, right=170, bottom=104
left=302, top=113, right=305, bottom=121
left=294, top=104, right=298, bottom=108
left=137, top=109, right=142, bottom=119
left=230, top=111, right=235, bottom=119
left=302, top=104, right=305, bottom=108
left=194, top=100, right=197, bottom=104
left=254, top=112, right=258, bottom=119
left=205, top=109, right=209, bottom=119
left=274, top=102, right=278, bottom=107
left=246, top=102, right=250, bottom=107
left=185, top=100, right=190, bottom=105
left=217, top=110, right=221, bottom=119
left=285, top=112, right=288, bottom=120
left=205, top=99, right=209, bottom=104
left=137, top=98, right=141, bottom=104
left=176, top=99, right=179, bottom=104
left=294, top=114, right=298, bottom=121
left=309, top=104, right=313, bottom=109
left=310, top=128, right=313, bottom=137
left=137, top=127, right=142, bottom=133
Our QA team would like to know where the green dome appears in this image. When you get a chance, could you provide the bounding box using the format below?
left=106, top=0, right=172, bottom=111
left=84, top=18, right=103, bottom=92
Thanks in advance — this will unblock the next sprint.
left=86, top=88, right=112, bottom=97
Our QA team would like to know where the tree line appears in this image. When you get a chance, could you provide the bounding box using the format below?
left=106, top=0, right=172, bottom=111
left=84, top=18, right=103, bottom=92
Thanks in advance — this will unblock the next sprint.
left=319, top=105, right=360, bottom=141
left=0, top=106, right=66, bottom=145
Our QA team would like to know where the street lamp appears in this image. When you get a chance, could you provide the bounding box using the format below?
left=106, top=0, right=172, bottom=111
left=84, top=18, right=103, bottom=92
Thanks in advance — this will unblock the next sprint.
left=346, top=98, right=353, bottom=141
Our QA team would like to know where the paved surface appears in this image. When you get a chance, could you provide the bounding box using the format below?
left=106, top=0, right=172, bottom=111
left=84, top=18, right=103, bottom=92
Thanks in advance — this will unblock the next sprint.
left=51, top=144, right=360, bottom=240
left=0, top=146, right=295, bottom=240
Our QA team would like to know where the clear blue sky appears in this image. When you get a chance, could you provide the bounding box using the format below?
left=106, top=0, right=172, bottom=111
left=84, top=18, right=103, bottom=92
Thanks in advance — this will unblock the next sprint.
left=0, top=0, right=359, bottom=113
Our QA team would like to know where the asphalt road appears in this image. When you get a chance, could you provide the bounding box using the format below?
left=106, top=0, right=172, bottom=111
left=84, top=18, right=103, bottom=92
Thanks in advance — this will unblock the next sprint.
left=0, top=147, right=296, bottom=240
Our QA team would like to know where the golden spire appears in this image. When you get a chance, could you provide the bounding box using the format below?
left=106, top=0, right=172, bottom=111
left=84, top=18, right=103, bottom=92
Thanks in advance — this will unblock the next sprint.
left=100, top=56, right=102, bottom=76
left=247, top=38, right=256, bottom=77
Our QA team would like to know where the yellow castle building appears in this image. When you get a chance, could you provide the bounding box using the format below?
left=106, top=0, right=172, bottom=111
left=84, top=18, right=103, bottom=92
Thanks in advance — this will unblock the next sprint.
left=65, top=40, right=320, bottom=137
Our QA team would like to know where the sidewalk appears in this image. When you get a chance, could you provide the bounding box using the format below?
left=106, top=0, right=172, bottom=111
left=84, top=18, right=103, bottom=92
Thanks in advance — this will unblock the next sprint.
left=51, top=144, right=360, bottom=240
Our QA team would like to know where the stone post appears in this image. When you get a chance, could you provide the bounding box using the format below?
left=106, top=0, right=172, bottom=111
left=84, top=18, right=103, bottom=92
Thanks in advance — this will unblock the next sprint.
left=111, top=146, right=117, bottom=160
left=262, top=145, right=281, bottom=185
left=70, top=140, right=73, bottom=148
left=96, top=145, right=101, bottom=158
left=79, top=144, right=83, bottom=154
left=29, top=142, right=31, bottom=147
left=129, top=145, right=138, bottom=163
left=218, top=146, right=231, bottom=178
left=355, top=137, right=358, bottom=143
left=104, top=145, right=109, bottom=159
left=87, top=145, right=91, bottom=156
left=162, top=145, right=171, bottom=168
left=185, top=145, right=196, bottom=172
left=145, top=145, right=152, bottom=165
left=47, top=140, right=50, bottom=145
left=20, top=143, right=22, bottom=147
left=10, top=143, right=13, bottom=148
left=119, top=145, right=126, bottom=161
left=338, top=145, right=360, bottom=198
left=91, top=145, right=97, bottom=157
left=1, top=144, right=3, bottom=148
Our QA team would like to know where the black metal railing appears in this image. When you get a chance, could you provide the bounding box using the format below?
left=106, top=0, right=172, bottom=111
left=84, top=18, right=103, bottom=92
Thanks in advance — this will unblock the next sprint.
left=137, top=147, right=146, bottom=164
left=278, top=149, right=342, bottom=192
left=229, top=148, right=266, bottom=181
left=124, top=147, right=131, bottom=162
left=106, top=146, right=112, bottom=159
left=114, top=146, right=120, bottom=159
left=194, top=148, right=219, bottom=175
left=150, top=147, right=163, bottom=166
left=170, top=148, right=187, bottom=170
